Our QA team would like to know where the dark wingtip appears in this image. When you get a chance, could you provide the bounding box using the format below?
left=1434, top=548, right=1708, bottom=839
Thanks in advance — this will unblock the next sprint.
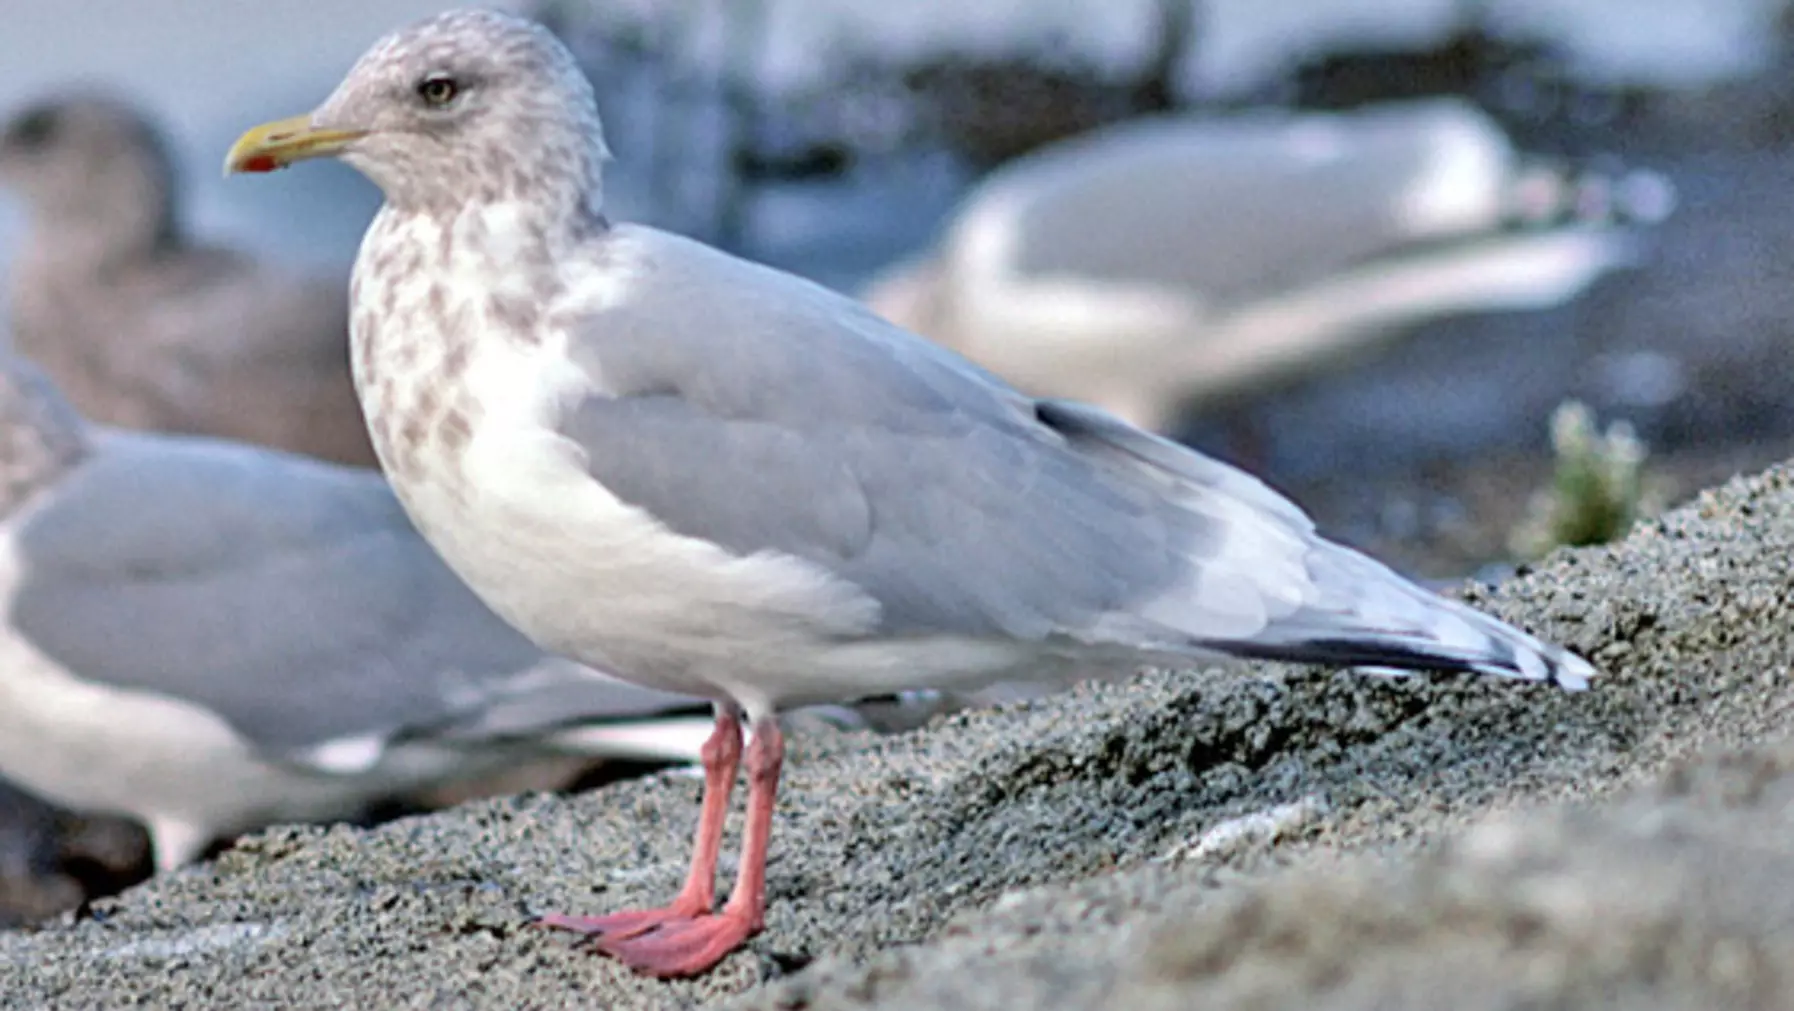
left=1203, top=636, right=1596, bottom=691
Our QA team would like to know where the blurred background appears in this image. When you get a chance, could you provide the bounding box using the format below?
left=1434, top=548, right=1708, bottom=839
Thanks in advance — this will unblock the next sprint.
left=4, top=0, right=1794, bottom=924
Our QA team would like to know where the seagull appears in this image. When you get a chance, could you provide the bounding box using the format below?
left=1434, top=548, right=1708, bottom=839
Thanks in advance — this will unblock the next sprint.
left=864, top=98, right=1667, bottom=431
left=225, top=8, right=1598, bottom=978
left=0, top=92, right=377, bottom=467
left=0, top=350, right=718, bottom=875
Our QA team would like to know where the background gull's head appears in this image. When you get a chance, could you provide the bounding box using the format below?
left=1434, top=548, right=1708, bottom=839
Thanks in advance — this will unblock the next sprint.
left=0, top=92, right=181, bottom=255
left=227, top=8, right=610, bottom=218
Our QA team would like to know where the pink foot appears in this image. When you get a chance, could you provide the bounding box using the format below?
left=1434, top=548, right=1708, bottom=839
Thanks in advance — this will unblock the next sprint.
left=595, top=910, right=759, bottom=978
left=536, top=711, right=744, bottom=947
left=536, top=712, right=783, bottom=980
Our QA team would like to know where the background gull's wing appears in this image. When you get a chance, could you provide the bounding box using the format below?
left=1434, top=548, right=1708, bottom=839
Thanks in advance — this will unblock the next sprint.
left=7, top=430, right=704, bottom=770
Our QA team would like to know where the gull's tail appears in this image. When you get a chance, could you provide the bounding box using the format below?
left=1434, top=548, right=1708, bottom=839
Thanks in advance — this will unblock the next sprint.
left=1198, top=542, right=1596, bottom=691
left=1035, top=398, right=1598, bottom=691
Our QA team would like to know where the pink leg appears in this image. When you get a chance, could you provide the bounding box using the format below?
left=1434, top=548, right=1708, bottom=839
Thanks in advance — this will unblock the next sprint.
left=594, top=715, right=785, bottom=977
left=536, top=708, right=742, bottom=940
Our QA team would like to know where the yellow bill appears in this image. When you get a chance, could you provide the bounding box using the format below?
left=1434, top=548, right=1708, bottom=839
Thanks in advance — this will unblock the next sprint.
left=224, top=115, right=365, bottom=175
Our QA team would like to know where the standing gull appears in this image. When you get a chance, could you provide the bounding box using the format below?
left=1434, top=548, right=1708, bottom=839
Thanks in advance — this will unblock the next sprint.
left=0, top=350, right=715, bottom=874
left=0, top=93, right=376, bottom=466
left=227, top=9, right=1598, bottom=978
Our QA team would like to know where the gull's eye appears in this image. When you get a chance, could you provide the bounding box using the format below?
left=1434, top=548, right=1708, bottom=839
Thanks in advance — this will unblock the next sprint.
left=4, top=107, right=59, bottom=150
left=416, top=74, right=461, bottom=107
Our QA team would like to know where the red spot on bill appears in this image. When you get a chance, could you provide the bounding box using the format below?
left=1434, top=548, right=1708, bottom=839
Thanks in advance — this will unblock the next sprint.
left=238, top=154, right=283, bottom=173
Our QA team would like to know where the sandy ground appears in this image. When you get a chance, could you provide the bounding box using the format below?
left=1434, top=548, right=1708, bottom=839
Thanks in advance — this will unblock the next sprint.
left=0, top=458, right=1787, bottom=1009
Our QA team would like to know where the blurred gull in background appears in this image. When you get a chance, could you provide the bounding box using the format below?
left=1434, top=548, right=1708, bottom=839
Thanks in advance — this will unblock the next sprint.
left=0, top=92, right=376, bottom=466
left=0, top=352, right=718, bottom=873
left=865, top=96, right=1672, bottom=432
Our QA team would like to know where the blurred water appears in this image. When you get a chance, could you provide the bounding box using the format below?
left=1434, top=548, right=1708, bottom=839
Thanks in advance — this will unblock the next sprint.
left=597, top=0, right=1783, bottom=94
left=0, top=0, right=1781, bottom=292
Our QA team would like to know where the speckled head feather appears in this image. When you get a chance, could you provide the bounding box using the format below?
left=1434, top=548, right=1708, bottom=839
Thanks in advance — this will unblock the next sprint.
left=310, top=8, right=610, bottom=219
left=0, top=354, right=91, bottom=518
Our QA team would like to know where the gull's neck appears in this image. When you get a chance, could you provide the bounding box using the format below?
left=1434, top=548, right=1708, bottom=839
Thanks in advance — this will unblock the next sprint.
left=349, top=192, right=610, bottom=478
left=374, top=186, right=607, bottom=264
left=366, top=139, right=611, bottom=237
left=23, top=166, right=182, bottom=275
left=24, top=210, right=181, bottom=279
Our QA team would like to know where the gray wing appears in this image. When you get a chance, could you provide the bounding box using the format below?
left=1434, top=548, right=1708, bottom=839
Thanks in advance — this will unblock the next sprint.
left=561, top=227, right=1594, bottom=688
left=7, top=431, right=698, bottom=761
left=564, top=228, right=1226, bottom=643
left=996, top=99, right=1512, bottom=308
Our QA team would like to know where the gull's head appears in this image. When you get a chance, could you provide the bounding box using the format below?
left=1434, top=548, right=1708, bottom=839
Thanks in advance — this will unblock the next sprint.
left=226, top=8, right=609, bottom=216
left=0, top=92, right=179, bottom=242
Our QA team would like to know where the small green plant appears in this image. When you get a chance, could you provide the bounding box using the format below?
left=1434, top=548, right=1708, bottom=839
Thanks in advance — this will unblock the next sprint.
left=1509, top=399, right=1662, bottom=559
